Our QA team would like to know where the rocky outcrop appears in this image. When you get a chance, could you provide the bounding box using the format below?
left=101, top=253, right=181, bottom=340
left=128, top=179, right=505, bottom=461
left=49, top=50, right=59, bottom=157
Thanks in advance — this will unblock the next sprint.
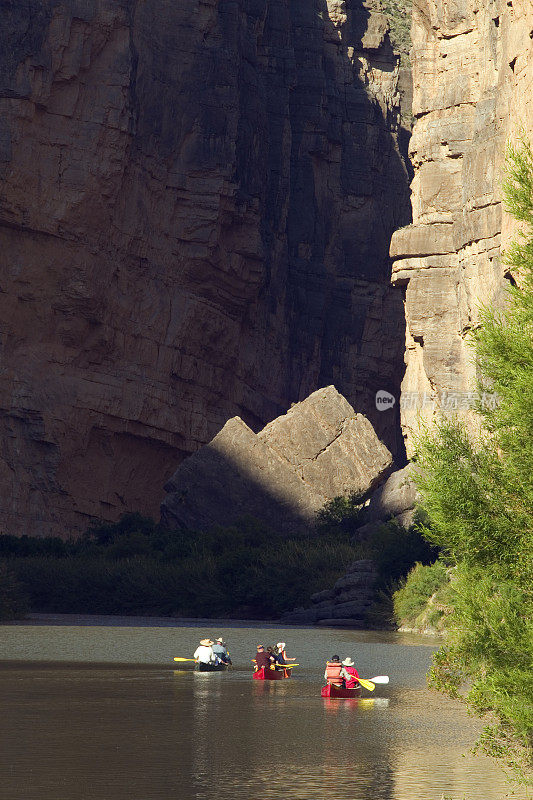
left=353, top=462, right=420, bottom=537
left=282, top=462, right=419, bottom=625
left=282, top=558, right=378, bottom=625
left=0, top=0, right=410, bottom=537
left=390, top=0, right=533, bottom=451
left=161, top=386, right=393, bottom=534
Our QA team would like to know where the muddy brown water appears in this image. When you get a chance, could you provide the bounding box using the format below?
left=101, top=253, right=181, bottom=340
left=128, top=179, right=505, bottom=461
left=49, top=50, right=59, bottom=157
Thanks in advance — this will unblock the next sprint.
left=0, top=617, right=510, bottom=800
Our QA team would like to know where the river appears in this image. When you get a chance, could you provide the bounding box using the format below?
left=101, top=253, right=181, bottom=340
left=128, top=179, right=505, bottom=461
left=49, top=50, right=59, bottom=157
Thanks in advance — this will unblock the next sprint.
left=0, top=616, right=510, bottom=800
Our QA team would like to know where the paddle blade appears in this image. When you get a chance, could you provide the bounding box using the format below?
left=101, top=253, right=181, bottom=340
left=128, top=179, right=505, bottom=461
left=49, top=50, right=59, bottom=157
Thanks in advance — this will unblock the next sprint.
left=358, top=678, right=375, bottom=692
left=283, top=663, right=299, bottom=668
left=173, top=657, right=196, bottom=662
left=369, top=675, right=389, bottom=684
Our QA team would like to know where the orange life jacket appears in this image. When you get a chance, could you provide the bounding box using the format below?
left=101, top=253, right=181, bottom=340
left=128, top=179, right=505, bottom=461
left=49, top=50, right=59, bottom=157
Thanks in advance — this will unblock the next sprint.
left=325, top=662, right=343, bottom=686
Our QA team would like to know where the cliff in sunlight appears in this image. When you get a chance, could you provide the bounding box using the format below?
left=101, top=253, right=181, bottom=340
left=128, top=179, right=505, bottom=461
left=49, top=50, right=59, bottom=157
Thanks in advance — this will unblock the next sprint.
left=390, top=0, right=533, bottom=451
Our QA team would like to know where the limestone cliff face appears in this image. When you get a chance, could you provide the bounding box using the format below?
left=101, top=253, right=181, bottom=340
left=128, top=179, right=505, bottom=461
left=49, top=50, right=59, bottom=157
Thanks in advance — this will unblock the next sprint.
left=0, top=0, right=410, bottom=537
left=390, top=0, right=533, bottom=450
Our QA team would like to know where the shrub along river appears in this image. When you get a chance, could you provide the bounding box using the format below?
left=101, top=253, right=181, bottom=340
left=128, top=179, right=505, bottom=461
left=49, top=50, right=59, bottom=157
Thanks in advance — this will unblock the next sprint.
left=0, top=616, right=510, bottom=800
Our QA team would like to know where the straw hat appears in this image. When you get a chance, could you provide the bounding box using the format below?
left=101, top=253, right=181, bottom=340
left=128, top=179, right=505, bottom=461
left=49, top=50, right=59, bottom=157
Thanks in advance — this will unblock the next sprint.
left=200, top=639, right=214, bottom=646
left=342, top=657, right=355, bottom=667
left=216, top=637, right=225, bottom=643
left=276, top=642, right=286, bottom=649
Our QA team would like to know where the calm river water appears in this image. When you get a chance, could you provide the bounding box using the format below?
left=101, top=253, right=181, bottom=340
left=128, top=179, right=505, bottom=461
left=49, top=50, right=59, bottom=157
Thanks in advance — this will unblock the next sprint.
left=0, top=616, right=511, bottom=800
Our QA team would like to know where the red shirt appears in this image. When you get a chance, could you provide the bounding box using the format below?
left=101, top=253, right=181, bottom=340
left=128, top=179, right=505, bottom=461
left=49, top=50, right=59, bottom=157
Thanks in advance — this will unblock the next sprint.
left=343, top=666, right=360, bottom=688
left=255, top=651, right=273, bottom=670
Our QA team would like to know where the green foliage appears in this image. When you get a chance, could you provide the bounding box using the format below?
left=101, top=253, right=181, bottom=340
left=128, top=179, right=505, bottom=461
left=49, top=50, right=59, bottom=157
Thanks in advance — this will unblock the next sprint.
left=379, top=0, right=412, bottom=62
left=393, top=559, right=449, bottom=627
left=1, top=515, right=359, bottom=619
left=369, top=516, right=439, bottom=586
left=0, top=562, right=28, bottom=620
left=1, top=503, right=439, bottom=623
left=415, top=138, right=533, bottom=784
left=315, top=492, right=364, bottom=533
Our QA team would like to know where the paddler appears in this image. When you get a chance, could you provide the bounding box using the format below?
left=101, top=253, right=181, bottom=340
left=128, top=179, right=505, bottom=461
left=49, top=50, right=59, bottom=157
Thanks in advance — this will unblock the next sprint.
left=212, top=637, right=232, bottom=665
left=341, top=657, right=360, bottom=688
left=193, top=638, right=216, bottom=665
left=253, top=644, right=275, bottom=671
left=324, top=654, right=344, bottom=686
left=275, top=641, right=296, bottom=666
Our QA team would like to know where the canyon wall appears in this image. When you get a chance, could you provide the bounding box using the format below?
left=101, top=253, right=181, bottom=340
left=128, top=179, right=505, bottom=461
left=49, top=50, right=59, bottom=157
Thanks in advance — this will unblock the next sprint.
left=0, top=0, right=410, bottom=537
left=390, top=0, right=533, bottom=450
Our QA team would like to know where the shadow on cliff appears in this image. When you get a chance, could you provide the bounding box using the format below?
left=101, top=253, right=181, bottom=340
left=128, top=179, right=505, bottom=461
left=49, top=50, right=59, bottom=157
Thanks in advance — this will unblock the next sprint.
left=158, top=0, right=412, bottom=536
left=269, top=0, right=411, bottom=463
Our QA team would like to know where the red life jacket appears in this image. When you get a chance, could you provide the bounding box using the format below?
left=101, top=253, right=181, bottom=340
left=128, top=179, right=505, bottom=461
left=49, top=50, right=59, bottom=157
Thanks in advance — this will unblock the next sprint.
left=343, top=666, right=360, bottom=689
left=325, top=662, right=343, bottom=686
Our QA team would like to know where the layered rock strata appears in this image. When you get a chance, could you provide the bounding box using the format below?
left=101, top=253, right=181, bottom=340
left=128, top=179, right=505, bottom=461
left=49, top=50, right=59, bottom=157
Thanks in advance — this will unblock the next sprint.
left=0, top=0, right=410, bottom=537
left=390, top=0, right=533, bottom=451
left=161, top=386, right=393, bottom=534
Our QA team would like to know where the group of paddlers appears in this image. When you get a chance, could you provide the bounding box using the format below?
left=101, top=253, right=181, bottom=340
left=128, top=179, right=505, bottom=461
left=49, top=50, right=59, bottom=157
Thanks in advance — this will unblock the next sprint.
left=253, top=642, right=295, bottom=671
left=192, top=640, right=361, bottom=687
left=324, top=655, right=360, bottom=688
left=193, top=637, right=232, bottom=665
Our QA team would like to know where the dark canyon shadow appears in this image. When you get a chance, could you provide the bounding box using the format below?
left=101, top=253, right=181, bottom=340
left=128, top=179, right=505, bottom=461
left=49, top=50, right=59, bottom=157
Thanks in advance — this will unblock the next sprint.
left=242, top=0, right=411, bottom=460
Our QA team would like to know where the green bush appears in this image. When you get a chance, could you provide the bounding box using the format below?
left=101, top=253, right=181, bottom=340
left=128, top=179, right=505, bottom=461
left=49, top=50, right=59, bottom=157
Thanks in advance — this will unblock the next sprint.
left=393, top=559, right=449, bottom=627
left=3, top=514, right=363, bottom=619
left=369, top=516, right=439, bottom=586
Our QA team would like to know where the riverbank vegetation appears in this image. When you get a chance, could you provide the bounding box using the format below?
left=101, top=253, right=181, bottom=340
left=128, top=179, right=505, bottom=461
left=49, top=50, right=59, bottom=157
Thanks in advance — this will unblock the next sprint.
left=0, top=504, right=436, bottom=622
left=392, top=559, right=452, bottom=632
left=0, top=516, right=356, bottom=618
left=406, top=138, right=533, bottom=785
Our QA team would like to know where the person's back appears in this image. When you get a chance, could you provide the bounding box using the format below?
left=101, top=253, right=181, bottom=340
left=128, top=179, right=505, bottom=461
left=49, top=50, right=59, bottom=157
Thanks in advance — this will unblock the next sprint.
left=276, top=642, right=295, bottom=664
left=324, top=655, right=344, bottom=686
left=193, top=639, right=215, bottom=664
left=254, top=646, right=273, bottom=670
left=341, top=658, right=360, bottom=688
left=212, top=638, right=231, bottom=664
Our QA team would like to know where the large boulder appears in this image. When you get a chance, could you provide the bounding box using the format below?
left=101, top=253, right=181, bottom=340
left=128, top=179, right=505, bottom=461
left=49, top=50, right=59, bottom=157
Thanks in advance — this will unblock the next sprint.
left=161, top=386, right=393, bottom=534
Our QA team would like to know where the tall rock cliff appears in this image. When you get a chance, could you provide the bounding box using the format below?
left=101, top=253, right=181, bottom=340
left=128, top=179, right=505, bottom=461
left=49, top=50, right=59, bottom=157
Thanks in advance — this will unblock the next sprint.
left=0, top=0, right=410, bottom=537
left=390, top=0, right=533, bottom=450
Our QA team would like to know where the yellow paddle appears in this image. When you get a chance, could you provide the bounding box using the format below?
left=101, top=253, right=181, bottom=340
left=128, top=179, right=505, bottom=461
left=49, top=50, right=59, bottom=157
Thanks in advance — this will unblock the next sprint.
left=358, top=678, right=375, bottom=691
left=173, top=657, right=197, bottom=662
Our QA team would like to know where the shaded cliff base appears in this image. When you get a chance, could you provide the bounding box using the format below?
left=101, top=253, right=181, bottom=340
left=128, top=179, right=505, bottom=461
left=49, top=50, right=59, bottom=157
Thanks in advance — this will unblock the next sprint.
left=1, top=389, right=431, bottom=624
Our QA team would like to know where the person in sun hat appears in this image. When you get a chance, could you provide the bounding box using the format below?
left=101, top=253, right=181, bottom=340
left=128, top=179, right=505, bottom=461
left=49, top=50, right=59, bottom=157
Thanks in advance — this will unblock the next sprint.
left=341, top=656, right=360, bottom=689
left=193, top=638, right=216, bottom=664
left=212, top=637, right=232, bottom=665
left=274, top=641, right=295, bottom=666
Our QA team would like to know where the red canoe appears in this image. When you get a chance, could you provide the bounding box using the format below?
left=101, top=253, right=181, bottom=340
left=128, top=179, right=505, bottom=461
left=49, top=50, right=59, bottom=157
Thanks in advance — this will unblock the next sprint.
left=321, top=683, right=362, bottom=698
left=253, top=667, right=291, bottom=680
